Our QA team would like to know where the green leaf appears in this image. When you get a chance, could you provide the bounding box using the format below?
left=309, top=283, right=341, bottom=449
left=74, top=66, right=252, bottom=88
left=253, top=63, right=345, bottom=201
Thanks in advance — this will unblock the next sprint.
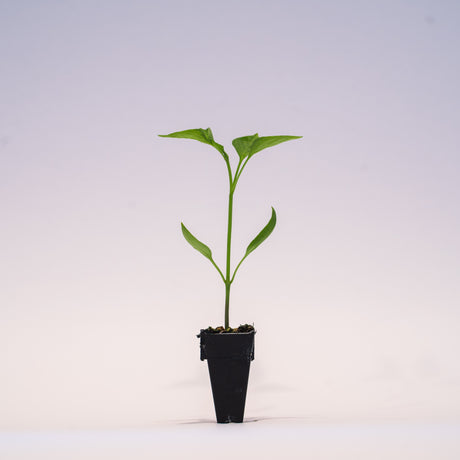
left=230, top=207, right=278, bottom=284
left=181, top=223, right=226, bottom=282
left=181, top=222, right=213, bottom=260
left=232, top=134, right=302, bottom=159
left=245, top=207, right=277, bottom=257
left=159, top=128, right=228, bottom=161
left=251, top=135, right=302, bottom=157
left=232, top=134, right=259, bottom=160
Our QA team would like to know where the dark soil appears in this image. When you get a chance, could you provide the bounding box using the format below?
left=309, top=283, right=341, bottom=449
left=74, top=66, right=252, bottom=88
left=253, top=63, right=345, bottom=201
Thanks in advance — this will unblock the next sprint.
left=199, top=324, right=255, bottom=334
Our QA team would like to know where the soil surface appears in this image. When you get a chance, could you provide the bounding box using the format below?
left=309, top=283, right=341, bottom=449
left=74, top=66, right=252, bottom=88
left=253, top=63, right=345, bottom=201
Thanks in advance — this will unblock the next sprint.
left=199, top=324, right=255, bottom=334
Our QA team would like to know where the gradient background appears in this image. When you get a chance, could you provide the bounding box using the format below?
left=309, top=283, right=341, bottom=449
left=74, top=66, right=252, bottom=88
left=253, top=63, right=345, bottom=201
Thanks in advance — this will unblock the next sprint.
left=1, top=0, right=460, bottom=431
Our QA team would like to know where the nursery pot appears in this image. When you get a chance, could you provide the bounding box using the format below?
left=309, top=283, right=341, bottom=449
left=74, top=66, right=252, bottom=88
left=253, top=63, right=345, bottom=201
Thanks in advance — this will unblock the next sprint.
left=198, top=329, right=255, bottom=423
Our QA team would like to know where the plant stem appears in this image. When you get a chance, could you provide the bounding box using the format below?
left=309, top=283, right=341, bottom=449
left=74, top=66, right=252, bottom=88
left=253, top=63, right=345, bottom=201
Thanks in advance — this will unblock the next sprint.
left=224, top=190, right=234, bottom=328
left=224, top=282, right=230, bottom=329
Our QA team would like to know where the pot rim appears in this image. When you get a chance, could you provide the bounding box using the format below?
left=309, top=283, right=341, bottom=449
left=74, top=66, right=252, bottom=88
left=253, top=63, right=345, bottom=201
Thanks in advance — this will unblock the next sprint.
left=197, top=329, right=256, bottom=338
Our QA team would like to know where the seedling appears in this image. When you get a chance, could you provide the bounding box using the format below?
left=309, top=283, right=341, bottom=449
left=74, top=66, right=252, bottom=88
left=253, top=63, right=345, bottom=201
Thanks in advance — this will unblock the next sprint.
left=159, top=128, right=301, bottom=328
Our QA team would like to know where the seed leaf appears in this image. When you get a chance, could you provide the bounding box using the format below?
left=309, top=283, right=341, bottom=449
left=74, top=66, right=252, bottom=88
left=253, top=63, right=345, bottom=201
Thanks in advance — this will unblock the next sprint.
left=159, top=128, right=228, bottom=161
left=245, top=207, right=277, bottom=257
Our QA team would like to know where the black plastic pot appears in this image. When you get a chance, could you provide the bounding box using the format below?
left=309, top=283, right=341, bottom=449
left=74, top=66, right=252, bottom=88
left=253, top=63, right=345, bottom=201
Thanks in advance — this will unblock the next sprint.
left=198, top=330, right=255, bottom=423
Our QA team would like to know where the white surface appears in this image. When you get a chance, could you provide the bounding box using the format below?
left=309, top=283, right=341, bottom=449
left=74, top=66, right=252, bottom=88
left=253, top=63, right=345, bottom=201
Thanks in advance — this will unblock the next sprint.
left=1, top=420, right=460, bottom=460
left=2, top=0, right=460, bottom=430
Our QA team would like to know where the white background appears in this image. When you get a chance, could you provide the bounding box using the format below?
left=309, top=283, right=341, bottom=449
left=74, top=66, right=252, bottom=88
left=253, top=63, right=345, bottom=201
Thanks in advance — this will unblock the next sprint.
left=1, top=0, right=460, bottom=441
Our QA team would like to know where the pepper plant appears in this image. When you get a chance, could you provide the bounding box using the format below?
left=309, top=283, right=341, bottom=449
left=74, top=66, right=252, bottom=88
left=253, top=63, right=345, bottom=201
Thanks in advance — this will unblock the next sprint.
left=159, top=128, right=301, bottom=329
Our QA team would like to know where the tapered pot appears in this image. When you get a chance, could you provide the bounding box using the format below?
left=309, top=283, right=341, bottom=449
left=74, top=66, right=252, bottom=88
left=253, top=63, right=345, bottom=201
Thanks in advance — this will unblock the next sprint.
left=198, top=329, right=255, bottom=423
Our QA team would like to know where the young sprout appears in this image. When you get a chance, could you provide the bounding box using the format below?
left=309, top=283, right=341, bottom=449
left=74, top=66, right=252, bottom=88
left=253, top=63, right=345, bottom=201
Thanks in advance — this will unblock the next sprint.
left=159, top=128, right=301, bottom=328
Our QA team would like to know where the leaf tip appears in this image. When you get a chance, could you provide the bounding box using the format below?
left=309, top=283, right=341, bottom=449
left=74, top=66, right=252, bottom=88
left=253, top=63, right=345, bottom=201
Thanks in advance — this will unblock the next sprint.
left=271, top=206, right=277, bottom=226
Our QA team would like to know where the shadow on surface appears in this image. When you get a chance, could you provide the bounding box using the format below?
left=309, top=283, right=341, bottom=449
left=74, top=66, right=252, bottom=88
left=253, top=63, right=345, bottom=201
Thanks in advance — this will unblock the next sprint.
left=173, top=416, right=311, bottom=425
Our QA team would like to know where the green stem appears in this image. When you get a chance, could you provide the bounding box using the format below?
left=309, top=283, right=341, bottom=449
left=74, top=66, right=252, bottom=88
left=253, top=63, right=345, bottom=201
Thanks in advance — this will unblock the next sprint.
left=224, top=282, right=230, bottom=329
left=224, top=190, right=234, bottom=328
left=232, top=156, right=250, bottom=192
left=211, top=259, right=226, bottom=284
left=224, top=155, right=233, bottom=188
left=230, top=253, right=248, bottom=284
left=232, top=158, right=244, bottom=190
left=223, top=156, right=251, bottom=327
